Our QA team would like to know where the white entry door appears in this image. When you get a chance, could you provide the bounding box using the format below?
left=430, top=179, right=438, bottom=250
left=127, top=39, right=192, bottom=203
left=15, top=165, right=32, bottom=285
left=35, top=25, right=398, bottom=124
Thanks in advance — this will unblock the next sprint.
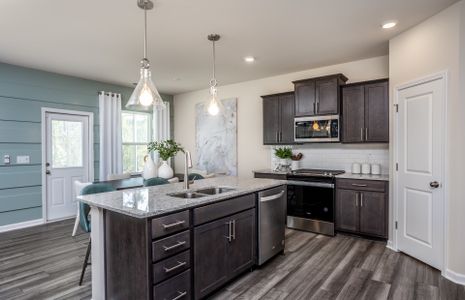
left=45, top=112, right=91, bottom=221
left=396, top=76, right=445, bottom=269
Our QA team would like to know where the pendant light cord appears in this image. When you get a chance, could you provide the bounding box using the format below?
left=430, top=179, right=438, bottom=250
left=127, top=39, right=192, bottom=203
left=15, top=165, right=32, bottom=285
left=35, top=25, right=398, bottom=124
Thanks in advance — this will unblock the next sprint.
left=143, top=6, right=147, bottom=60
left=211, top=40, right=217, bottom=87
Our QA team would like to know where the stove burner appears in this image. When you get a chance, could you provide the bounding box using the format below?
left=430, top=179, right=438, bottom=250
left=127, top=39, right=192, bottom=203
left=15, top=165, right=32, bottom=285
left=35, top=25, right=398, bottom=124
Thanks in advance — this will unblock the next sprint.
left=291, top=168, right=345, bottom=177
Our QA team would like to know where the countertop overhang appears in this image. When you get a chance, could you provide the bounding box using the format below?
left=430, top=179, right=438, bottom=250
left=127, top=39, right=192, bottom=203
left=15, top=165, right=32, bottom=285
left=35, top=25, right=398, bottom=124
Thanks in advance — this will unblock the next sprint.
left=77, top=176, right=286, bottom=219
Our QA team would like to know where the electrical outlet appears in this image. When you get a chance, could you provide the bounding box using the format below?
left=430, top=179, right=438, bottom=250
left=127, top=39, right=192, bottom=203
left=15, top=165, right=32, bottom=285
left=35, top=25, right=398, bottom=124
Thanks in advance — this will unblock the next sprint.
left=17, top=156, right=30, bottom=164
left=3, top=155, right=10, bottom=165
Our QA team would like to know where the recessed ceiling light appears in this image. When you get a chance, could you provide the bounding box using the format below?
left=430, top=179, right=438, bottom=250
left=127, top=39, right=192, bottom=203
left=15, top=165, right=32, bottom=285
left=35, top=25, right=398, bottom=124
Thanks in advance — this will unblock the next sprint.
left=382, top=21, right=397, bottom=29
left=244, top=56, right=255, bottom=63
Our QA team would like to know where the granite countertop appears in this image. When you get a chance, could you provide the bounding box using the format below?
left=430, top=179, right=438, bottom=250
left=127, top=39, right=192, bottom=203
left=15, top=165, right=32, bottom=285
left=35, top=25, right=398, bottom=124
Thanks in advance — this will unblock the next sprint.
left=78, top=176, right=286, bottom=219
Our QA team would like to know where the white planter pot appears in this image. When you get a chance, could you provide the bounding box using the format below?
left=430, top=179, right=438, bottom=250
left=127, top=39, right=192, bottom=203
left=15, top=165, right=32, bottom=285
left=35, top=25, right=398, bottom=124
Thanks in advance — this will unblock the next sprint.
left=158, top=160, right=174, bottom=179
left=291, top=160, right=300, bottom=171
left=142, top=156, right=158, bottom=179
left=279, top=158, right=289, bottom=166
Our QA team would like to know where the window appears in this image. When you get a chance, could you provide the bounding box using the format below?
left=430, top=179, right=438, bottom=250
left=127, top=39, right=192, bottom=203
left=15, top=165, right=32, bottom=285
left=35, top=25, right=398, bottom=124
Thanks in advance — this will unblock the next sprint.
left=122, top=111, right=151, bottom=173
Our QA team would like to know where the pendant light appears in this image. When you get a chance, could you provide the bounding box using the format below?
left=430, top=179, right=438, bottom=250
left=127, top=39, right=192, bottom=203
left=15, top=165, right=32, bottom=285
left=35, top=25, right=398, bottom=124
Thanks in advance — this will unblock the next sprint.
left=206, top=34, right=223, bottom=116
left=126, top=0, right=165, bottom=110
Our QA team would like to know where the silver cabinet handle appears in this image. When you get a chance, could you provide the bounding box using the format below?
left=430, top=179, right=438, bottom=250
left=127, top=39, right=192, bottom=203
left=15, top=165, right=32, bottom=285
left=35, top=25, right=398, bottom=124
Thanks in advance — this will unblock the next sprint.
left=225, top=221, right=232, bottom=242
left=164, top=261, right=187, bottom=273
left=365, top=128, right=368, bottom=141
left=360, top=193, right=364, bottom=207
left=163, top=241, right=186, bottom=252
left=162, top=220, right=185, bottom=229
left=355, top=192, right=358, bottom=207
left=170, top=291, right=187, bottom=300
left=360, top=128, right=364, bottom=141
left=313, top=102, right=316, bottom=114
left=276, top=131, right=279, bottom=142
left=231, top=219, right=236, bottom=240
left=280, top=132, right=283, bottom=142
left=351, top=183, right=367, bottom=187
left=260, top=191, right=285, bottom=202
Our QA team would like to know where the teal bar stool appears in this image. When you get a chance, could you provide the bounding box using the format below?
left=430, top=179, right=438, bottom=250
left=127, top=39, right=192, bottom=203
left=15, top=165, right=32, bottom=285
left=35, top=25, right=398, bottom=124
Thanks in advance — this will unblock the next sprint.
left=188, top=173, right=205, bottom=181
left=144, top=177, right=169, bottom=187
left=78, top=183, right=115, bottom=286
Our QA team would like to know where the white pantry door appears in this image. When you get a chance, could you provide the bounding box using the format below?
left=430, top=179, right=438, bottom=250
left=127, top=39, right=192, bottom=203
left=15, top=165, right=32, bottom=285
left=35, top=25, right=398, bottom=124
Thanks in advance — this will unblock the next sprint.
left=396, top=76, right=445, bottom=269
left=45, top=112, right=91, bottom=221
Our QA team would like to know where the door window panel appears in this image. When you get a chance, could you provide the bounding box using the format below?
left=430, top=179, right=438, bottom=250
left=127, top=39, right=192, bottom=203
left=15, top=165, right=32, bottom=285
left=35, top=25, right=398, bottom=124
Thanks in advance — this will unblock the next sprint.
left=52, top=120, right=83, bottom=168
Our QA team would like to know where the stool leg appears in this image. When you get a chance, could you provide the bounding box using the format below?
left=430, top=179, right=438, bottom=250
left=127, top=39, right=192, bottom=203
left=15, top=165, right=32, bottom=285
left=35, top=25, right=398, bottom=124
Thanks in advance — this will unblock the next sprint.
left=79, top=236, right=91, bottom=286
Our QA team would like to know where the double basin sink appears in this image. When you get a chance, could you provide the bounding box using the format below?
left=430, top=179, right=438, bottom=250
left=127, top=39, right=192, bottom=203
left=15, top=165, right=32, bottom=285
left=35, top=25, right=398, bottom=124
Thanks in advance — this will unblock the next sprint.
left=169, top=187, right=235, bottom=199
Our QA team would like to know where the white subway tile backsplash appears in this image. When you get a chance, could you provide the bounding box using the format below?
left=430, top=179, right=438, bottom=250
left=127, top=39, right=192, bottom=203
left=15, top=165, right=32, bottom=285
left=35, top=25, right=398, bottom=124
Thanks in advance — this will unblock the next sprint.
left=271, top=144, right=389, bottom=174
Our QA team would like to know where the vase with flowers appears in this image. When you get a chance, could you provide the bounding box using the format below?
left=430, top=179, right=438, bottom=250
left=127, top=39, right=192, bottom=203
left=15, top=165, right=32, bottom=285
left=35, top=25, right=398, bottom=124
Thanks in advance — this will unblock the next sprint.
left=147, top=139, right=184, bottom=179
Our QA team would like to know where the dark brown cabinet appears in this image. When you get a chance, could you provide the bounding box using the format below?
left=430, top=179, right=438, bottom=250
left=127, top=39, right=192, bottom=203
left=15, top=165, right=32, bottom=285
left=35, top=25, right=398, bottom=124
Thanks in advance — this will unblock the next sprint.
left=342, top=79, right=389, bottom=143
left=335, top=179, right=388, bottom=238
left=262, top=92, right=295, bottom=144
left=293, top=74, right=348, bottom=117
left=194, top=201, right=255, bottom=299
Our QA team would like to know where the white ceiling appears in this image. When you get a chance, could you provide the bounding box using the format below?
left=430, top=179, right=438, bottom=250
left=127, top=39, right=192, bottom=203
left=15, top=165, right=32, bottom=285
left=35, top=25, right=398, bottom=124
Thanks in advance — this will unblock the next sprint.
left=0, top=0, right=457, bottom=95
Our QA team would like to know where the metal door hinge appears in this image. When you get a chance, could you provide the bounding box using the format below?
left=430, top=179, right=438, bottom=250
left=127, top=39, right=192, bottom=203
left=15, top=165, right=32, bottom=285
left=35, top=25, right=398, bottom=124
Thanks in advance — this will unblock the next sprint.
left=395, top=163, right=398, bottom=171
left=395, top=221, right=398, bottom=230
left=394, top=104, right=399, bottom=112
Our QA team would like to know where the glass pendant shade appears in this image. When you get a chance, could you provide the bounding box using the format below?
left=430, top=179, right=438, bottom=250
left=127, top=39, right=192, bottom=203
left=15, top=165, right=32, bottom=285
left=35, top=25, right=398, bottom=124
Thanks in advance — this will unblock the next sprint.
left=126, top=61, right=165, bottom=110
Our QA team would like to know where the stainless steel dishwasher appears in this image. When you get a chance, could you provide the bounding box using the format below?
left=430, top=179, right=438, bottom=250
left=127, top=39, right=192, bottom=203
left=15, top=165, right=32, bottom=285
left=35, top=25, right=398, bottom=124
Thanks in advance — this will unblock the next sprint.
left=257, top=186, right=286, bottom=265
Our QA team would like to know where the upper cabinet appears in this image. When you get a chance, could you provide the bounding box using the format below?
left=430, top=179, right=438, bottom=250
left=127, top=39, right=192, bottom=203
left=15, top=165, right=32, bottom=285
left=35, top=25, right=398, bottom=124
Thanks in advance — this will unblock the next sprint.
left=342, top=79, right=389, bottom=143
left=262, top=92, right=295, bottom=145
left=293, top=74, right=348, bottom=117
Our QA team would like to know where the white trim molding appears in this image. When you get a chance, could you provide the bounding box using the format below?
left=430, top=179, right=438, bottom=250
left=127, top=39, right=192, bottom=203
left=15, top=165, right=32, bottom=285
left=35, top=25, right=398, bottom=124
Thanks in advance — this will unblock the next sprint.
left=41, top=107, right=94, bottom=224
left=444, top=269, right=465, bottom=286
left=386, top=240, right=398, bottom=252
left=0, top=218, right=43, bottom=233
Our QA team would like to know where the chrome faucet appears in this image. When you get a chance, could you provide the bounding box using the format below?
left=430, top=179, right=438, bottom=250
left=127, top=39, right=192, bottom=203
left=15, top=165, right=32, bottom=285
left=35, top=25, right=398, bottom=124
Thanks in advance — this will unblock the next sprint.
left=184, top=151, right=193, bottom=189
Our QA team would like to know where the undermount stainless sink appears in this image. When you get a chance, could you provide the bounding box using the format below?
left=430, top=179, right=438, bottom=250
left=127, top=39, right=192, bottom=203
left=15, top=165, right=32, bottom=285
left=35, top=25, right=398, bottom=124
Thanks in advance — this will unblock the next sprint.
left=195, top=187, right=236, bottom=195
left=168, top=192, right=206, bottom=199
left=169, top=187, right=236, bottom=199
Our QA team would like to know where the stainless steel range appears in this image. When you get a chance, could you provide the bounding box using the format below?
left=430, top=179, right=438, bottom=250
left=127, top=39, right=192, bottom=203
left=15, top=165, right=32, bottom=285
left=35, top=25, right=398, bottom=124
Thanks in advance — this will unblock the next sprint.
left=286, top=168, right=345, bottom=236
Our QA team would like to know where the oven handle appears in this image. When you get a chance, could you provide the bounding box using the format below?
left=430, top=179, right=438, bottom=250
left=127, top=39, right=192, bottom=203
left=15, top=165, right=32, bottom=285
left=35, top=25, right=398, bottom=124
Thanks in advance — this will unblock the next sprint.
left=287, top=181, right=334, bottom=189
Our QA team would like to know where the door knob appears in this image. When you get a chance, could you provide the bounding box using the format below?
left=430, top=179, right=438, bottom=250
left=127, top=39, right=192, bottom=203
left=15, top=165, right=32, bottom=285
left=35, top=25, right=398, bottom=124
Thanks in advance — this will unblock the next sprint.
left=430, top=181, right=440, bottom=188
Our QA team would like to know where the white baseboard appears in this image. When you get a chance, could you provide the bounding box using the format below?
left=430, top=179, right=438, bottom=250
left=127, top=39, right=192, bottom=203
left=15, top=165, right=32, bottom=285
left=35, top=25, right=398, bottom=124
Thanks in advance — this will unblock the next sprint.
left=444, top=269, right=465, bottom=286
left=0, top=219, right=44, bottom=233
left=386, top=240, right=398, bottom=252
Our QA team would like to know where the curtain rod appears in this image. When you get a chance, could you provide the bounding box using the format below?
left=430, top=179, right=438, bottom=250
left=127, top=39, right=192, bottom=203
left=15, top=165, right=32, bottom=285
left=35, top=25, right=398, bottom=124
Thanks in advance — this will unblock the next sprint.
left=98, top=91, right=122, bottom=96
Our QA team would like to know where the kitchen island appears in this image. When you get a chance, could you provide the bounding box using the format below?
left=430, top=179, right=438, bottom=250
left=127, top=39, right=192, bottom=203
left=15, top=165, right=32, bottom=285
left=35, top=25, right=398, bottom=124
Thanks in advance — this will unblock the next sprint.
left=78, top=176, right=286, bottom=300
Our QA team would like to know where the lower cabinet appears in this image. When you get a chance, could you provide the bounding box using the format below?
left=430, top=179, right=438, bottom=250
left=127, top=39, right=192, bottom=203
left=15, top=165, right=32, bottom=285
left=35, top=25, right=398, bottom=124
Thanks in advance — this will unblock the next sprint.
left=194, top=209, right=255, bottom=299
left=335, top=179, right=388, bottom=238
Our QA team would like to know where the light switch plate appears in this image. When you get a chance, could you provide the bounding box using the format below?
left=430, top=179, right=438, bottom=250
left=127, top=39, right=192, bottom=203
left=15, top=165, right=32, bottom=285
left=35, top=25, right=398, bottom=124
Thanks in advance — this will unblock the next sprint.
left=3, top=155, right=10, bottom=164
left=16, top=155, right=30, bottom=164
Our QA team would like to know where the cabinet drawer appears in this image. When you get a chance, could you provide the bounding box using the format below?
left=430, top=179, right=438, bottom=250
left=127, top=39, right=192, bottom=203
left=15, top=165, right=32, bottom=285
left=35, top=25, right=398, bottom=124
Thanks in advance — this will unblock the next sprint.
left=152, top=230, right=190, bottom=262
left=194, top=194, right=255, bottom=226
left=153, top=269, right=191, bottom=300
left=152, top=211, right=190, bottom=239
left=153, top=250, right=190, bottom=284
left=336, top=179, right=386, bottom=192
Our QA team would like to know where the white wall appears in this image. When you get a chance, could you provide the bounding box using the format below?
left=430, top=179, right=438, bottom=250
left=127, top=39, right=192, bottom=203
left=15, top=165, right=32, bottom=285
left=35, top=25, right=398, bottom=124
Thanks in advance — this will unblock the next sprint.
left=389, top=0, right=465, bottom=280
left=174, top=56, right=389, bottom=177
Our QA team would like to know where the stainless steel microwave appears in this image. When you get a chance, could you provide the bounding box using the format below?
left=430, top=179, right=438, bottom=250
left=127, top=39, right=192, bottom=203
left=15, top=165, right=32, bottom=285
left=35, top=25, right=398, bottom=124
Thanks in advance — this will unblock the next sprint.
left=294, top=115, right=340, bottom=143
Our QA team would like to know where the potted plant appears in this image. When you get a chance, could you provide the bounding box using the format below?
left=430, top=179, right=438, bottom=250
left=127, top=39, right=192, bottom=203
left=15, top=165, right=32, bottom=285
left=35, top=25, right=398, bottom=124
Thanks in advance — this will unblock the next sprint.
left=274, top=147, right=292, bottom=166
left=147, top=140, right=184, bottom=179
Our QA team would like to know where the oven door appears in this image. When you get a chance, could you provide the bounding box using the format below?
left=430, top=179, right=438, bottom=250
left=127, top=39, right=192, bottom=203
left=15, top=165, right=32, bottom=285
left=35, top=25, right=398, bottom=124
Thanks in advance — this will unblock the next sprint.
left=294, top=116, right=340, bottom=142
left=287, top=182, right=334, bottom=223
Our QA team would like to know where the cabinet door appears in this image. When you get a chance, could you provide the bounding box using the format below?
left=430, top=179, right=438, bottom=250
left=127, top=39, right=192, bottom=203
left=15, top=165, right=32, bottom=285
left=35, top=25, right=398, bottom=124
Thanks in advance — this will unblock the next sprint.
left=315, top=77, right=338, bottom=115
left=262, top=96, right=280, bottom=144
left=228, top=209, right=255, bottom=279
left=294, top=81, right=316, bottom=116
left=335, top=189, right=359, bottom=232
left=365, top=81, right=389, bottom=142
left=359, top=191, right=386, bottom=237
left=194, top=217, right=229, bottom=299
left=279, top=93, right=295, bottom=144
left=342, top=85, right=365, bottom=143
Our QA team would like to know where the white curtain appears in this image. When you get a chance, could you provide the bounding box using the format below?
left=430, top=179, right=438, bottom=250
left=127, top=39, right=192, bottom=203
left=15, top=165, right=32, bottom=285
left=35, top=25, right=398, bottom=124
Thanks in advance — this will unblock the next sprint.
left=99, top=92, right=123, bottom=181
left=152, top=101, right=171, bottom=162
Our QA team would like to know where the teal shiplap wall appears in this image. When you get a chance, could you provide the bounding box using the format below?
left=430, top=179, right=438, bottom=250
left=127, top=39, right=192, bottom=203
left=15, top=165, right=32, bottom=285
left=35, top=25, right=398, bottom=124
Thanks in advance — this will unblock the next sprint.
left=0, top=62, right=173, bottom=227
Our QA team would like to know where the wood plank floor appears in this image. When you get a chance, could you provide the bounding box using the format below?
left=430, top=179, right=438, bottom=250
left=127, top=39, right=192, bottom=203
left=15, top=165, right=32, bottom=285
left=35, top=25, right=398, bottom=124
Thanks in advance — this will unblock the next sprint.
left=1, top=220, right=463, bottom=299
